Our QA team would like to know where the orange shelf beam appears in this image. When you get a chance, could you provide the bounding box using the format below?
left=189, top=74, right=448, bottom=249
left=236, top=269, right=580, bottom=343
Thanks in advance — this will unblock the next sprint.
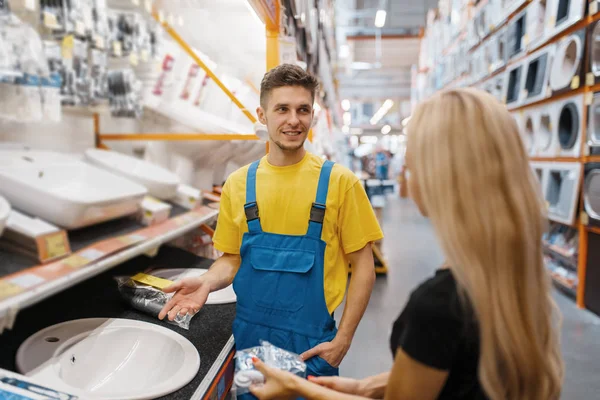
left=530, top=157, right=581, bottom=162
left=99, top=134, right=259, bottom=141
left=586, top=225, right=600, bottom=235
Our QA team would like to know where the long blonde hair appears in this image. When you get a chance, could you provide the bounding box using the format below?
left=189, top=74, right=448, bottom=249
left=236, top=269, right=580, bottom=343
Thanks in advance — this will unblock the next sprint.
left=407, top=88, right=563, bottom=399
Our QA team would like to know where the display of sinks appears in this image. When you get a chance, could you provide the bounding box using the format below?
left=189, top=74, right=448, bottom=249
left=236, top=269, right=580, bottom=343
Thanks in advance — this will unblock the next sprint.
left=85, top=149, right=180, bottom=200
left=16, top=318, right=200, bottom=400
left=0, top=150, right=147, bottom=229
left=152, top=268, right=237, bottom=304
left=0, top=195, right=10, bottom=237
left=550, top=31, right=583, bottom=92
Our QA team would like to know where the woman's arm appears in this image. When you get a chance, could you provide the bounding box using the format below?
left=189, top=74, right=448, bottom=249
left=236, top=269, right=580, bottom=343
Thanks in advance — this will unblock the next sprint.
left=384, top=348, right=449, bottom=400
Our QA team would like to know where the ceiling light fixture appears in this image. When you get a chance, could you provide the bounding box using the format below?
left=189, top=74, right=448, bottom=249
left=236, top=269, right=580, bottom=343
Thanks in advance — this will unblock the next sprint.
left=339, top=44, right=350, bottom=59
left=350, top=128, right=363, bottom=135
left=361, top=135, right=379, bottom=144
left=370, top=99, right=394, bottom=125
left=342, top=125, right=350, bottom=133
left=341, top=99, right=351, bottom=111
left=375, top=10, right=387, bottom=28
left=381, top=125, right=391, bottom=135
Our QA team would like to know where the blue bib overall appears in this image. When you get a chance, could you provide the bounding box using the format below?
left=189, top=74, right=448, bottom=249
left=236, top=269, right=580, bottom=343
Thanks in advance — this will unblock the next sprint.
left=232, top=159, right=340, bottom=381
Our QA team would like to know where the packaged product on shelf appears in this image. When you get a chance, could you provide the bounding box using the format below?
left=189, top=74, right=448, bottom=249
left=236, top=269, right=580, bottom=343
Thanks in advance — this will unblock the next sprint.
left=40, top=73, right=62, bottom=122
left=233, top=341, right=307, bottom=397
left=115, top=272, right=197, bottom=330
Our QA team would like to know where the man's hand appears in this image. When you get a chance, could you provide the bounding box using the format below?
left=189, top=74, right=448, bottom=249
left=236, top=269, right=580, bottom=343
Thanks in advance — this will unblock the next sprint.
left=158, top=277, right=211, bottom=321
left=299, top=336, right=351, bottom=367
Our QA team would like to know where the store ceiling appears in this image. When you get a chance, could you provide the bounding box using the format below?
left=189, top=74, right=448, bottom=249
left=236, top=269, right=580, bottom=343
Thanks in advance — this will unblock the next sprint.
left=335, top=0, right=438, bottom=132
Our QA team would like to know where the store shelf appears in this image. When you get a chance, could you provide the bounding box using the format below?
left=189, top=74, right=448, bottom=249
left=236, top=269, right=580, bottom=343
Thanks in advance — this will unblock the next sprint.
left=551, top=273, right=578, bottom=299
left=508, top=87, right=586, bottom=113
left=584, top=155, right=600, bottom=163
left=0, top=205, right=219, bottom=323
left=530, top=157, right=582, bottom=162
left=586, top=225, right=600, bottom=235
left=543, top=241, right=578, bottom=271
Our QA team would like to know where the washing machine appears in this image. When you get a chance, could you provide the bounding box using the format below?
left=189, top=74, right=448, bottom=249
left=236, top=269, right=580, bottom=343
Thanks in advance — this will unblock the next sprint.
left=544, top=162, right=582, bottom=226
left=521, top=44, right=555, bottom=105
left=550, top=28, right=586, bottom=94
left=522, top=108, right=538, bottom=156
left=584, top=163, right=600, bottom=227
left=546, top=0, right=586, bottom=38
left=504, top=61, right=526, bottom=106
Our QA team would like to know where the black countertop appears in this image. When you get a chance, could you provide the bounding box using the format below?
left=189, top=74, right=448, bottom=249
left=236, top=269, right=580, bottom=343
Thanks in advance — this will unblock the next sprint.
left=0, top=246, right=236, bottom=400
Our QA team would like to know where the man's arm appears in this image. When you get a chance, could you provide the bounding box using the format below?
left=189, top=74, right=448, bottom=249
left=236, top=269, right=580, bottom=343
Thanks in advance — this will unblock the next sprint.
left=203, top=252, right=241, bottom=291
left=336, top=242, right=376, bottom=350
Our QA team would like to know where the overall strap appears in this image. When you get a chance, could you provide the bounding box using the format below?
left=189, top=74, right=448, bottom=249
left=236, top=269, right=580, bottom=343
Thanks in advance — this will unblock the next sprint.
left=307, top=160, right=334, bottom=239
left=244, top=160, right=262, bottom=233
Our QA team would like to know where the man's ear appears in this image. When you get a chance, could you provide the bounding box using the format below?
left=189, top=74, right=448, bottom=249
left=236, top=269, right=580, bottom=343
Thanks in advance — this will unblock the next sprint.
left=257, top=107, right=267, bottom=125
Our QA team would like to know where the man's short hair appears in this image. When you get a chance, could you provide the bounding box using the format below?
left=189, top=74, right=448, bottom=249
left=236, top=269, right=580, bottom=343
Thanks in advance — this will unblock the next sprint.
left=260, top=64, right=319, bottom=108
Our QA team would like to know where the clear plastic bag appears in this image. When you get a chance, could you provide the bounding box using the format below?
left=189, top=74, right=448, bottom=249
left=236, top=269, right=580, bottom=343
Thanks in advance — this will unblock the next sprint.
left=114, top=275, right=195, bottom=330
left=233, top=341, right=307, bottom=397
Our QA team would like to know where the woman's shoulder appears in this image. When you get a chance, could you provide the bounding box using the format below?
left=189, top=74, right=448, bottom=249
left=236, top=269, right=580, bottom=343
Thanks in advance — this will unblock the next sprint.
left=404, top=269, right=465, bottom=321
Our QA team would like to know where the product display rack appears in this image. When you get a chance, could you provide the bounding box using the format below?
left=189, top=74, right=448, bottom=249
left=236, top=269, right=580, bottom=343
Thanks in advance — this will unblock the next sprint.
left=416, top=0, right=600, bottom=314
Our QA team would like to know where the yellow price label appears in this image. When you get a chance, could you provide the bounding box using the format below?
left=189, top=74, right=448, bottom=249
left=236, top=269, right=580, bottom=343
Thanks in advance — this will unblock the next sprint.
left=130, top=53, right=139, bottom=66
left=581, top=212, right=590, bottom=226
left=145, top=0, right=153, bottom=13
left=44, top=232, right=69, bottom=259
left=61, top=35, right=74, bottom=60
left=571, top=76, right=580, bottom=89
left=75, top=21, right=86, bottom=36
left=43, top=11, right=59, bottom=29
left=586, top=92, right=594, bottom=106
left=0, top=280, right=24, bottom=300
left=63, top=254, right=91, bottom=269
left=113, top=41, right=122, bottom=57
left=548, top=16, right=556, bottom=28
left=131, top=273, right=173, bottom=290
left=141, top=49, right=149, bottom=62
left=588, top=72, right=596, bottom=87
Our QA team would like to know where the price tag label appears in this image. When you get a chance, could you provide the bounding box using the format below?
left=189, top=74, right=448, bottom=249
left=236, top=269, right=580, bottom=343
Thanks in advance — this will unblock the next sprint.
left=131, top=273, right=173, bottom=290
left=591, top=1, right=599, bottom=15
left=521, top=89, right=528, bottom=99
left=586, top=92, right=594, bottom=105
left=587, top=72, right=595, bottom=87
left=522, top=34, right=530, bottom=47
left=145, top=0, right=152, bottom=13
left=141, top=49, right=149, bottom=62
left=44, top=233, right=68, bottom=260
left=158, top=10, right=165, bottom=23
left=75, top=21, right=85, bottom=36
left=571, top=76, right=580, bottom=89
left=112, top=41, right=122, bottom=57
left=0, top=280, right=24, bottom=300
left=581, top=211, right=590, bottom=226
left=63, top=254, right=91, bottom=269
left=130, top=52, right=139, bottom=66
left=94, top=35, right=105, bottom=50
left=547, top=86, right=553, bottom=98
left=24, top=0, right=36, bottom=11
left=43, top=11, right=59, bottom=29
left=548, top=16, right=556, bottom=28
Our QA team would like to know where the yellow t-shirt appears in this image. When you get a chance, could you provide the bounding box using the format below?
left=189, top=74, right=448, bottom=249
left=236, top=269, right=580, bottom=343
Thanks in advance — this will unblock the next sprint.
left=213, top=152, right=384, bottom=314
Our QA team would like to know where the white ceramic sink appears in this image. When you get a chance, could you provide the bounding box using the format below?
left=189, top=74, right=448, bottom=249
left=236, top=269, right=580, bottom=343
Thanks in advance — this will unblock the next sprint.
left=16, top=318, right=200, bottom=400
left=85, top=149, right=180, bottom=200
left=0, top=150, right=147, bottom=229
left=152, top=268, right=237, bottom=304
left=0, top=195, right=10, bottom=237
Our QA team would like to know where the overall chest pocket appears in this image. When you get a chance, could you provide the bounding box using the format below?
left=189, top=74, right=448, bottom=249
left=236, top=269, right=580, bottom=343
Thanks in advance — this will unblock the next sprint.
left=249, top=246, right=315, bottom=312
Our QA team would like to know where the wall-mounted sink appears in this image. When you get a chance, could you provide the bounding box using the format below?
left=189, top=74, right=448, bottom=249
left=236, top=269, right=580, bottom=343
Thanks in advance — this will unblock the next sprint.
left=16, top=318, right=200, bottom=400
left=0, top=150, right=147, bottom=229
left=85, top=149, right=180, bottom=200
left=0, top=195, right=10, bottom=237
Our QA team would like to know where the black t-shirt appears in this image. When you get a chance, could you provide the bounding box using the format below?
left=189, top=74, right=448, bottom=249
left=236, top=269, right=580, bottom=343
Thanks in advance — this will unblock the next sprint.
left=390, top=269, right=488, bottom=399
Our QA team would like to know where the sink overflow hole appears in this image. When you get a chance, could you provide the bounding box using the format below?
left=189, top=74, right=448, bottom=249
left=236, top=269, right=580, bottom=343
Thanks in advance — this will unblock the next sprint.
left=71, top=356, right=76, bottom=364
left=44, top=337, right=60, bottom=343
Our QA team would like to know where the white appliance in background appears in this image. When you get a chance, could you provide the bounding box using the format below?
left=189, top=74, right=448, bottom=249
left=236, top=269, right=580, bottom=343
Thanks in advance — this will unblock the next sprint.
left=522, top=108, right=538, bottom=155
left=0, top=150, right=147, bottom=230
left=84, top=149, right=180, bottom=200
left=552, top=94, right=583, bottom=157
left=507, top=8, right=528, bottom=60
left=504, top=61, right=526, bottom=106
left=590, top=21, right=600, bottom=82
left=530, top=161, right=549, bottom=194
left=545, top=0, right=586, bottom=38
left=16, top=318, right=200, bottom=400
left=520, top=44, right=556, bottom=105
left=588, top=93, right=600, bottom=148
left=544, top=162, right=582, bottom=226
left=535, top=106, right=554, bottom=156
left=584, top=166, right=600, bottom=224
left=550, top=30, right=585, bottom=92
left=0, top=195, right=10, bottom=237
left=503, top=0, right=530, bottom=21
left=526, top=0, right=549, bottom=48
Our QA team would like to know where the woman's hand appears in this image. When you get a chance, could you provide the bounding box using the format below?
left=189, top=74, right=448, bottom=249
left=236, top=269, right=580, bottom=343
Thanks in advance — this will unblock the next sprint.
left=249, top=358, right=301, bottom=400
left=307, top=375, right=363, bottom=395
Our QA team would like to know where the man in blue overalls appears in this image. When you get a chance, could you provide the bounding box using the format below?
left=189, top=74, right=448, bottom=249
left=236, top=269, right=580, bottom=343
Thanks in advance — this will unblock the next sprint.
left=159, top=64, right=383, bottom=380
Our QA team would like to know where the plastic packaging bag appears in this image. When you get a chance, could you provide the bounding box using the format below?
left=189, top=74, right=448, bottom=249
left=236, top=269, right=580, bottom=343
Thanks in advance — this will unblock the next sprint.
left=114, top=275, right=195, bottom=330
left=233, top=341, right=307, bottom=397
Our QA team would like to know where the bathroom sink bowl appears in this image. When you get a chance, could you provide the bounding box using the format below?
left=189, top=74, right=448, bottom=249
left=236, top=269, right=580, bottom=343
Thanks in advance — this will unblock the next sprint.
left=0, top=195, right=10, bottom=237
left=85, top=149, right=180, bottom=200
left=0, top=150, right=147, bottom=229
left=16, top=318, right=200, bottom=400
left=152, top=268, right=237, bottom=304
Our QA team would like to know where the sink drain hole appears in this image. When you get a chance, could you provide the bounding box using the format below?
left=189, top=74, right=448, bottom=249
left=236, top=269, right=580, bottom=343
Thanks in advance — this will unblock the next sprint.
left=44, top=337, right=60, bottom=343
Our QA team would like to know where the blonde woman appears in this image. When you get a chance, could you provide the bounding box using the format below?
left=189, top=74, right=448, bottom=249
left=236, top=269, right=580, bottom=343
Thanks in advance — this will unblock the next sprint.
left=245, top=88, right=564, bottom=400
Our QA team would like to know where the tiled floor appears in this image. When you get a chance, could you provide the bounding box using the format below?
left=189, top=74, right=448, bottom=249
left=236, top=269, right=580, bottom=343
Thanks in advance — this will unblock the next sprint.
left=336, top=196, right=600, bottom=399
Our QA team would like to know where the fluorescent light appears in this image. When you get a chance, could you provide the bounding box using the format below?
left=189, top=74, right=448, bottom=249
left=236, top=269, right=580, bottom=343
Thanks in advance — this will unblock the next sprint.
left=370, top=99, right=394, bottom=125
left=244, top=0, right=266, bottom=27
left=375, top=10, right=387, bottom=28
left=402, top=116, right=411, bottom=126
left=381, top=125, right=391, bottom=135
left=350, top=128, right=363, bottom=135
left=351, top=62, right=373, bottom=70
left=342, top=125, right=350, bottom=133
left=361, top=135, right=379, bottom=144
left=339, top=44, right=350, bottom=59
left=341, top=99, right=351, bottom=111
left=343, top=112, right=352, bottom=126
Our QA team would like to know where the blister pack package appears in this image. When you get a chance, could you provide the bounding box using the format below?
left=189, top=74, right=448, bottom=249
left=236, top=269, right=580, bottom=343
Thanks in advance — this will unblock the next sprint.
left=114, top=275, right=195, bottom=330
left=233, top=341, right=307, bottom=397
